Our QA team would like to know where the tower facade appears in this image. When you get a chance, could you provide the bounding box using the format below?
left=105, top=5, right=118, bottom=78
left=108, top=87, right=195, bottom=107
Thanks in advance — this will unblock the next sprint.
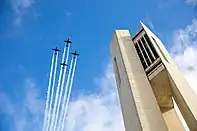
left=110, top=22, right=197, bottom=131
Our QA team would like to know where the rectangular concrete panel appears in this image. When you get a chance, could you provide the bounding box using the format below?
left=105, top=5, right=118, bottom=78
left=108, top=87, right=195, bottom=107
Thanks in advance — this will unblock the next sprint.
left=168, top=72, right=197, bottom=130
left=163, top=109, right=185, bottom=131
left=111, top=32, right=142, bottom=131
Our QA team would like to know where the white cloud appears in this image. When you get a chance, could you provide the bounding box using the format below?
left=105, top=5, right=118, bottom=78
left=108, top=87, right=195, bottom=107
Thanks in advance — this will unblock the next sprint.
left=186, top=0, right=197, bottom=5
left=0, top=92, right=15, bottom=116
left=11, top=0, right=35, bottom=25
left=0, top=78, right=44, bottom=131
left=65, top=63, right=124, bottom=131
left=170, top=19, right=197, bottom=94
left=0, top=64, right=124, bottom=131
left=24, top=79, right=44, bottom=115
left=11, top=0, right=34, bottom=14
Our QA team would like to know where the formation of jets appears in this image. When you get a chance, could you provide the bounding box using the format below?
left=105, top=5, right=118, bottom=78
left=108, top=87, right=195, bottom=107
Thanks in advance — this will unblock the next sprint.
left=52, top=38, right=79, bottom=67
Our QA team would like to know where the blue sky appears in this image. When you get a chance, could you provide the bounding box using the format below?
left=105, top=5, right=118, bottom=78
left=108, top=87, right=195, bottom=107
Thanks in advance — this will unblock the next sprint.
left=0, top=0, right=197, bottom=131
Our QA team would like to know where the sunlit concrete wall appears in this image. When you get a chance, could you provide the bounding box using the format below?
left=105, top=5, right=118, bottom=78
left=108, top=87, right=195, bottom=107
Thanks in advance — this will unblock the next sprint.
left=110, top=30, right=168, bottom=131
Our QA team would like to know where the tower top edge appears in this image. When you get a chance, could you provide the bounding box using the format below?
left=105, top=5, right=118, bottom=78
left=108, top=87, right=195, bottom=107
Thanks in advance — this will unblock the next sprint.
left=112, top=22, right=151, bottom=40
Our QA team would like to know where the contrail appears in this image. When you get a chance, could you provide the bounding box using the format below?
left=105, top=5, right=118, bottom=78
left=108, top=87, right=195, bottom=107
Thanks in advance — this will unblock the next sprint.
left=46, top=52, right=59, bottom=131
left=50, top=46, right=67, bottom=131
left=53, top=45, right=70, bottom=131
left=42, top=53, right=55, bottom=131
left=56, top=57, right=74, bottom=131
left=60, top=57, right=78, bottom=131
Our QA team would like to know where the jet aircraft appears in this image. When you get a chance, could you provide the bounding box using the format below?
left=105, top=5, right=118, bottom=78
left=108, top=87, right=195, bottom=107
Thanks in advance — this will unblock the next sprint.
left=64, top=38, right=72, bottom=47
left=60, top=61, right=68, bottom=68
left=71, top=50, right=79, bottom=58
left=52, top=47, right=60, bottom=54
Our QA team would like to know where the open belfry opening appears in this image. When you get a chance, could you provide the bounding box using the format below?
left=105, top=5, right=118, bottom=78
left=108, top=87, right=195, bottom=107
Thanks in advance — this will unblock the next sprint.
left=110, top=22, right=197, bottom=131
left=133, top=28, right=173, bottom=112
left=133, top=27, right=182, bottom=130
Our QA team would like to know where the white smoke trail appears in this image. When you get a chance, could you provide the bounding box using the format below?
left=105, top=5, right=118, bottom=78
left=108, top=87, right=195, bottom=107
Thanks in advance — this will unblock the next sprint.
left=53, top=45, right=70, bottom=131
left=42, top=53, right=55, bottom=131
left=56, top=57, right=74, bottom=131
left=46, top=52, right=59, bottom=131
left=60, top=57, right=78, bottom=131
left=50, top=46, right=67, bottom=131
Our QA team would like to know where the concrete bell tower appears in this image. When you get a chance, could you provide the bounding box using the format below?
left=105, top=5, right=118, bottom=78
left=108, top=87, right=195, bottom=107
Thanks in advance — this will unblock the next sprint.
left=110, top=22, right=197, bottom=131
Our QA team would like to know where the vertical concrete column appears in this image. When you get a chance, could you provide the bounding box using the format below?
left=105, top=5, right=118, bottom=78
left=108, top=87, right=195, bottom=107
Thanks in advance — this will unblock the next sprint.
left=141, top=22, right=197, bottom=130
left=110, top=30, right=168, bottom=131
